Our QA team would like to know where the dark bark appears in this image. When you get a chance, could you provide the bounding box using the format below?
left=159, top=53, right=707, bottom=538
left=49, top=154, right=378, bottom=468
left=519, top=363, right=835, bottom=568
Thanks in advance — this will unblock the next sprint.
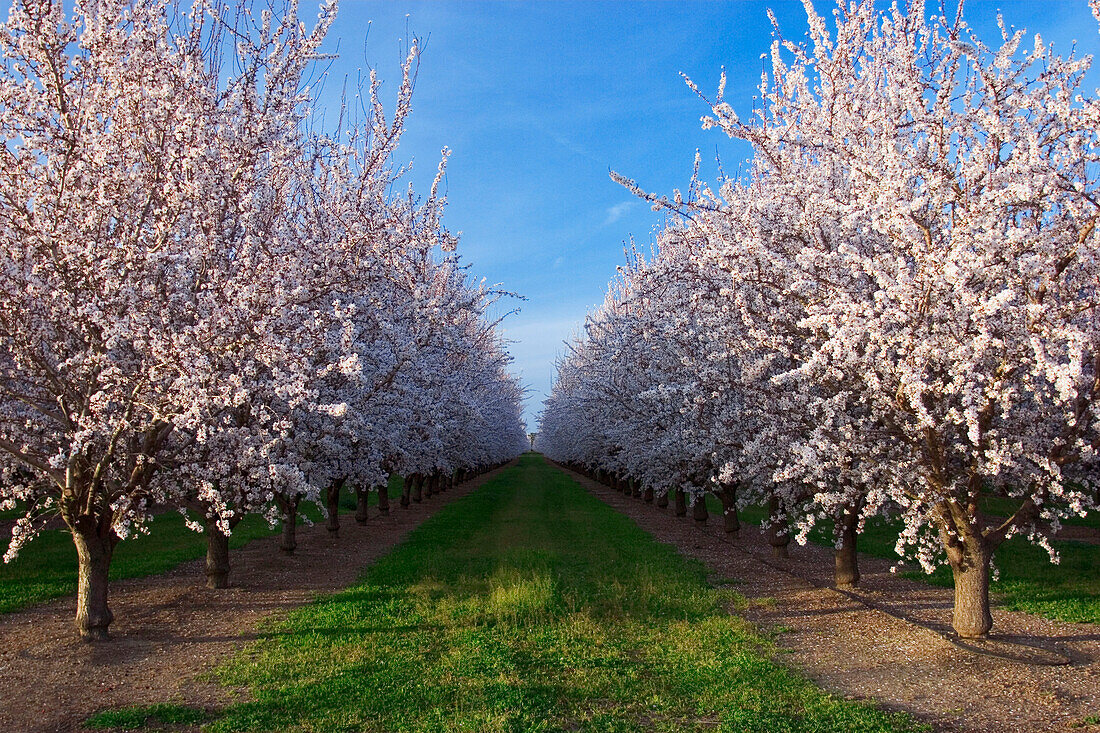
left=279, top=495, right=300, bottom=553
left=72, top=520, right=117, bottom=641
left=718, top=484, right=740, bottom=535
left=656, top=490, right=669, bottom=509
left=412, top=474, right=423, bottom=503
left=377, top=483, right=390, bottom=515
left=326, top=479, right=344, bottom=536
left=401, top=475, right=412, bottom=508
left=643, top=486, right=654, bottom=504
left=692, top=494, right=709, bottom=523
left=834, top=503, right=860, bottom=588
left=674, top=489, right=687, bottom=517
left=355, top=487, right=370, bottom=524
left=766, top=494, right=790, bottom=558
left=204, top=518, right=231, bottom=589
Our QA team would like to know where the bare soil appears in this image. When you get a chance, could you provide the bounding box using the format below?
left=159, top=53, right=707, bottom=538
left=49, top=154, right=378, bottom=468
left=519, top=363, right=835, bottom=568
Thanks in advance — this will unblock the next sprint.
left=4, top=461, right=1096, bottom=733
left=561, top=467, right=1100, bottom=733
left=0, top=466, right=510, bottom=733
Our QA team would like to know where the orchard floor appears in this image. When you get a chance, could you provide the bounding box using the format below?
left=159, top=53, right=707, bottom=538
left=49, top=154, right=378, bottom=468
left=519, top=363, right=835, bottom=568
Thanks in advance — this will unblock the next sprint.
left=0, top=467, right=505, bottom=733
left=0, top=457, right=1097, bottom=732
left=561, top=465, right=1100, bottom=733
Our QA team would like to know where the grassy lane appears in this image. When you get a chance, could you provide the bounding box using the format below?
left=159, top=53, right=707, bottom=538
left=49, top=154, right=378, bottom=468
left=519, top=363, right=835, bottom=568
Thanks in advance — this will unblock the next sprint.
left=0, top=477, right=405, bottom=615
left=121, top=453, right=921, bottom=733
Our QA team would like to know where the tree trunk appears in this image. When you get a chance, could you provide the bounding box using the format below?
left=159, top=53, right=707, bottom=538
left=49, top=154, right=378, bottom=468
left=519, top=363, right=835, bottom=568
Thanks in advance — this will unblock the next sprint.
left=401, top=475, right=412, bottom=508
left=412, top=474, right=423, bottom=503
left=949, top=552, right=993, bottom=638
left=935, top=499, right=995, bottom=638
left=204, top=518, right=231, bottom=589
left=326, top=480, right=343, bottom=536
left=766, top=494, right=789, bottom=558
left=424, top=473, right=435, bottom=498
left=834, top=504, right=860, bottom=588
left=280, top=496, right=299, bottom=553
left=693, top=494, right=709, bottom=523
left=631, top=478, right=642, bottom=499
left=657, top=490, right=669, bottom=509
left=940, top=523, right=994, bottom=638
left=643, top=486, right=654, bottom=504
left=377, top=483, right=390, bottom=515
left=718, top=485, right=740, bottom=535
left=72, top=522, right=116, bottom=641
left=674, top=489, right=687, bottom=517
left=355, top=487, right=370, bottom=524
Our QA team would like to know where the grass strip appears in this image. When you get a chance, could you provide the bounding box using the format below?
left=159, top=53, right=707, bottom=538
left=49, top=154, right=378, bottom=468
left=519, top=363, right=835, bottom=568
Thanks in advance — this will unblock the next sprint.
left=187, top=453, right=923, bottom=733
left=85, top=703, right=210, bottom=729
left=700, top=496, right=1100, bottom=624
left=0, top=477, right=404, bottom=615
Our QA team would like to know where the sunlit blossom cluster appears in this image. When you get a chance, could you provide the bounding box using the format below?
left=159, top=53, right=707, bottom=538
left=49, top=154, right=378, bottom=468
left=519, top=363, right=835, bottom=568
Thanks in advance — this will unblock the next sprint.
left=0, top=0, right=526, bottom=578
left=538, top=0, right=1099, bottom=638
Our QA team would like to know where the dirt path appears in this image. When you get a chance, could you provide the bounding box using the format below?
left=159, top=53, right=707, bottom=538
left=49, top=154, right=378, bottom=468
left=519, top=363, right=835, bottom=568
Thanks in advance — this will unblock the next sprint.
left=0, top=465, right=511, bottom=733
left=558, top=466, right=1100, bottom=733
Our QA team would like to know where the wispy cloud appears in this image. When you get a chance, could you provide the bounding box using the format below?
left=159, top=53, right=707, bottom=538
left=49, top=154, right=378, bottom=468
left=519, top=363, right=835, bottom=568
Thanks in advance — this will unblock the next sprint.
left=603, top=201, right=637, bottom=226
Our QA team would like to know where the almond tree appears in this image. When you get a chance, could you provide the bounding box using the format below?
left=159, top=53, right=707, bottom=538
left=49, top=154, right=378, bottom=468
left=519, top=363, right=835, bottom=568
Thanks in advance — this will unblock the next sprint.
left=544, top=0, right=1099, bottom=639
left=0, top=0, right=227, bottom=640
left=0, top=0, right=334, bottom=638
left=693, top=0, right=1100, bottom=636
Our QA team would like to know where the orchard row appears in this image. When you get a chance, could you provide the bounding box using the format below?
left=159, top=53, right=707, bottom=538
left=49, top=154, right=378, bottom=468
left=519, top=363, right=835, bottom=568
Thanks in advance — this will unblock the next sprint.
left=538, top=0, right=1100, bottom=639
left=0, top=0, right=528, bottom=640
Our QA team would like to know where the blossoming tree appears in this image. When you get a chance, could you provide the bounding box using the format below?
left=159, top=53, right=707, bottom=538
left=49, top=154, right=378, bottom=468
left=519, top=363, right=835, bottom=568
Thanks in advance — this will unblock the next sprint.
left=541, top=0, right=1100, bottom=639
left=0, top=0, right=527, bottom=640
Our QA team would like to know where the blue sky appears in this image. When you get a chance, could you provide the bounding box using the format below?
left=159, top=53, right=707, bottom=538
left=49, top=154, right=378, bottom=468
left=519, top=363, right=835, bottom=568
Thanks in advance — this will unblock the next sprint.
left=312, top=1, right=1100, bottom=429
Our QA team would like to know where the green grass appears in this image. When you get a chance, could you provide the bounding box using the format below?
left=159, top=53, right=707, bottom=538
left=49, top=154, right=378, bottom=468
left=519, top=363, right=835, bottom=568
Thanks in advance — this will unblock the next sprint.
left=898, top=538, right=1100, bottom=623
left=978, top=494, right=1099, bottom=530
left=0, top=476, right=406, bottom=616
left=700, top=495, right=1100, bottom=624
left=85, top=703, right=209, bottom=729
left=164, top=454, right=922, bottom=733
left=0, top=500, right=25, bottom=521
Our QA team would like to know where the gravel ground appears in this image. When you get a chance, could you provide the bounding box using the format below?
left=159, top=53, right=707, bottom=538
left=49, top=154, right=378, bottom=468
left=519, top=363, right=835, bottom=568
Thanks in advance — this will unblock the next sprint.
left=559, top=465, right=1100, bottom=733
left=0, top=465, right=512, bottom=733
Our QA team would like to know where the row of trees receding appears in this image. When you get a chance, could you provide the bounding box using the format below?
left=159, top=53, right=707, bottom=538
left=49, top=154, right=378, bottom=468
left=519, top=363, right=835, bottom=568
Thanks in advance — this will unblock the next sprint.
left=538, top=0, right=1100, bottom=639
left=0, top=0, right=528, bottom=640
